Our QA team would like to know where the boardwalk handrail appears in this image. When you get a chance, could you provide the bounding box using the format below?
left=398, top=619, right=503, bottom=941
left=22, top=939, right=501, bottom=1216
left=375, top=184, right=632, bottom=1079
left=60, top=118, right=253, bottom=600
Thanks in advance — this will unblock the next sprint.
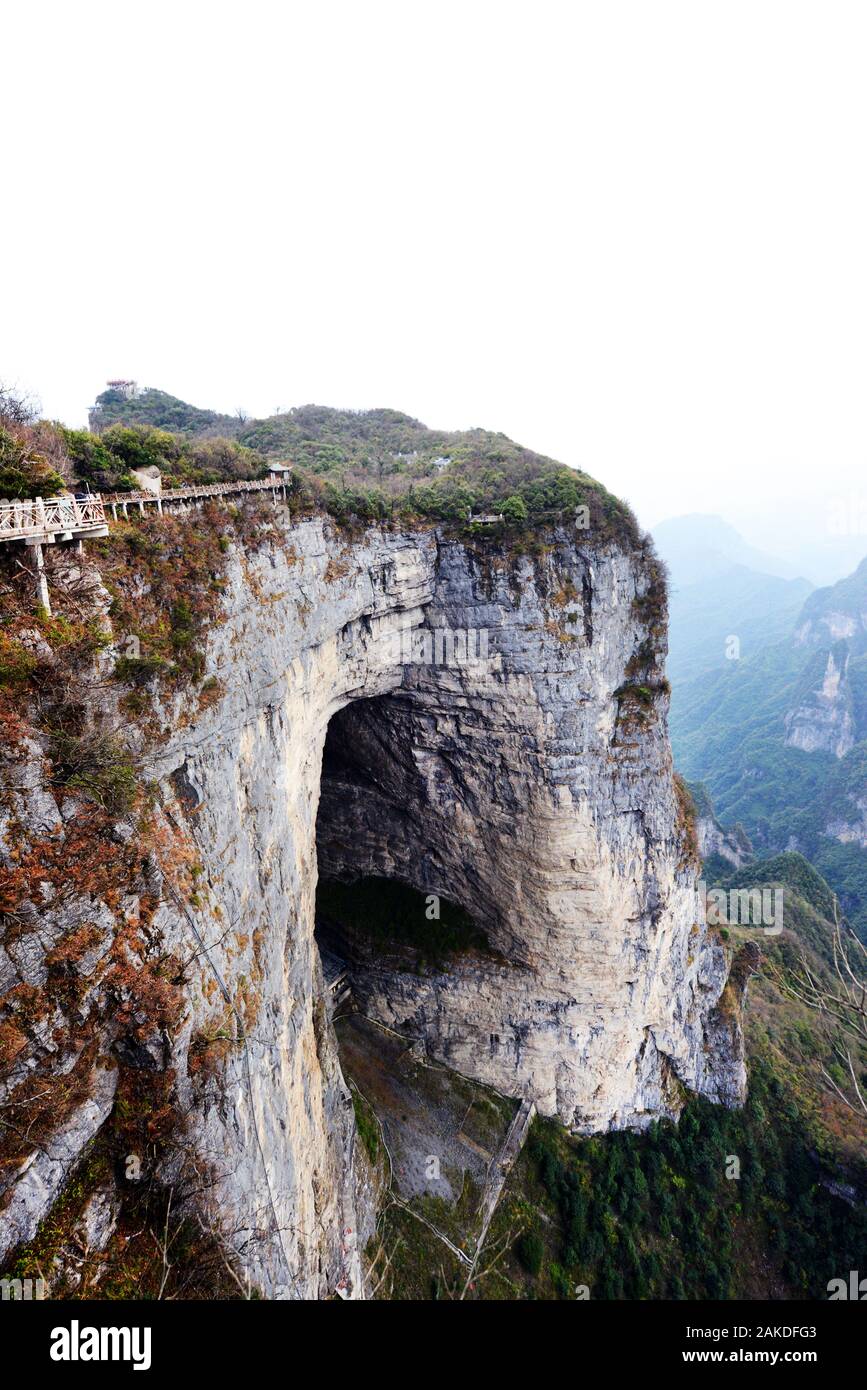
left=0, top=473, right=288, bottom=548
left=102, top=477, right=282, bottom=506
left=0, top=494, right=108, bottom=541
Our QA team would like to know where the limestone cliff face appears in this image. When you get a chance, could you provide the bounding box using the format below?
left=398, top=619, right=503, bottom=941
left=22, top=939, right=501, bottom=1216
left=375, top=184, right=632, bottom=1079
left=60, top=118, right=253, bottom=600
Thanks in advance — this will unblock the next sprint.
left=784, top=648, right=855, bottom=758
left=0, top=508, right=744, bottom=1297
left=316, top=533, right=743, bottom=1129
left=141, top=520, right=437, bottom=1298
left=693, top=806, right=752, bottom=870
left=826, top=793, right=867, bottom=850
left=786, top=561, right=867, bottom=760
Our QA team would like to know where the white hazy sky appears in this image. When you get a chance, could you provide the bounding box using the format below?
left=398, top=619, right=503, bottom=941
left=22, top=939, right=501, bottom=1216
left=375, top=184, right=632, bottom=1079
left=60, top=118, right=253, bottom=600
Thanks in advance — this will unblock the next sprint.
left=3, top=0, right=865, bottom=539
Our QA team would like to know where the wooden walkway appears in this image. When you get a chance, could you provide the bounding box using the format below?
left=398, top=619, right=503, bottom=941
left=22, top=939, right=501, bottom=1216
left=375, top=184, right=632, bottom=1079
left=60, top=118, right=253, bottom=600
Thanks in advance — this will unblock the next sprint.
left=0, top=475, right=289, bottom=544
left=0, top=473, right=289, bottom=613
left=0, top=494, right=109, bottom=545
left=102, top=475, right=287, bottom=518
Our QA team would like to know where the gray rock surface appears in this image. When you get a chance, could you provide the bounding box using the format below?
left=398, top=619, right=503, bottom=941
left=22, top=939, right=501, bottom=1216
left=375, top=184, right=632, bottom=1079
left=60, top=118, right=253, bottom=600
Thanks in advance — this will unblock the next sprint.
left=0, top=509, right=744, bottom=1297
left=0, top=1064, right=117, bottom=1260
left=785, top=649, right=855, bottom=757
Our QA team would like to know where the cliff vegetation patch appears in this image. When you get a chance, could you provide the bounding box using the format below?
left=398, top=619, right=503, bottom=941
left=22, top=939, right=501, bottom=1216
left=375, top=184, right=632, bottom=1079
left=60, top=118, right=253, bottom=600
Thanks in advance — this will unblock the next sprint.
left=317, top=875, right=497, bottom=973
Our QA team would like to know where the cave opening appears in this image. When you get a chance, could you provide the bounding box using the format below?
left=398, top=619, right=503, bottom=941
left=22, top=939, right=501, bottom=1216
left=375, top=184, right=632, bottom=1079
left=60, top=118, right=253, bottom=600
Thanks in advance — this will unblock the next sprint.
left=313, top=695, right=524, bottom=1255
left=313, top=695, right=497, bottom=982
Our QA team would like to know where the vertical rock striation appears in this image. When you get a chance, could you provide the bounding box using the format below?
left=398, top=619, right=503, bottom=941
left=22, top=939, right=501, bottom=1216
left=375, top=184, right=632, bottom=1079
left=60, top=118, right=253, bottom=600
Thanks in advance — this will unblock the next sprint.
left=317, top=531, right=744, bottom=1131
left=1, top=510, right=744, bottom=1296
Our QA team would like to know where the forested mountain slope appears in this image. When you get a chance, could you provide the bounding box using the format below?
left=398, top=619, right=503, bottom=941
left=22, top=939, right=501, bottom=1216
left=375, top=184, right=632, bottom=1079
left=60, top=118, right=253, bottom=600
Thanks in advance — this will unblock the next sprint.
left=671, top=558, right=867, bottom=936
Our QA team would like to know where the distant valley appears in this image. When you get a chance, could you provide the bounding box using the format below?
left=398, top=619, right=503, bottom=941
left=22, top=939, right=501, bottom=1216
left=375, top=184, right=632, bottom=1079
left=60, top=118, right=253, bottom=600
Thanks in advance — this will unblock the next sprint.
left=656, top=513, right=867, bottom=938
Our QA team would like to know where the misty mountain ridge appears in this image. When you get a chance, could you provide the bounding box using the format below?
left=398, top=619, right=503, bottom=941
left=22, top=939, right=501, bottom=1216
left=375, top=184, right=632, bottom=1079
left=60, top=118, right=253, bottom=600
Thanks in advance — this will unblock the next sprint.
left=651, top=514, right=814, bottom=684
left=665, top=563, right=813, bottom=685
left=652, top=513, right=807, bottom=587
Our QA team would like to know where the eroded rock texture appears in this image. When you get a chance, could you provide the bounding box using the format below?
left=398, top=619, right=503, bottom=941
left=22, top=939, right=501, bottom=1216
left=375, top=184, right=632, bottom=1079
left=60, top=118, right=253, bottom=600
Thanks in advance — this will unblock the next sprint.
left=0, top=510, right=744, bottom=1298
left=317, top=534, right=743, bottom=1130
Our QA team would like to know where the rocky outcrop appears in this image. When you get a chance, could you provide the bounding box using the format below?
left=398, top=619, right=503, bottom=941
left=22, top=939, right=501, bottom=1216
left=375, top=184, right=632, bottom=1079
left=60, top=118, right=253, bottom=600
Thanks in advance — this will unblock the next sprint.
left=786, top=560, right=867, bottom=758
left=135, top=519, right=437, bottom=1299
left=688, top=783, right=753, bottom=870
left=0, top=1064, right=117, bottom=1262
left=826, top=793, right=867, bottom=850
left=784, top=648, right=855, bottom=758
left=696, top=816, right=753, bottom=870
left=0, top=507, right=744, bottom=1296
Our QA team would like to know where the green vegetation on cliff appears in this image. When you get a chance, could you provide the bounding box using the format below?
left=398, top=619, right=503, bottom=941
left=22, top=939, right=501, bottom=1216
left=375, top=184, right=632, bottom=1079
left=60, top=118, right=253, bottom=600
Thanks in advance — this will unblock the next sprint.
left=62, top=423, right=269, bottom=492
left=364, top=856, right=867, bottom=1300
left=0, top=384, right=270, bottom=496
left=90, top=386, right=235, bottom=437
left=0, top=386, right=69, bottom=499
left=2, top=380, right=642, bottom=543
left=87, top=386, right=639, bottom=539
left=486, top=1057, right=866, bottom=1301
left=316, top=875, right=495, bottom=970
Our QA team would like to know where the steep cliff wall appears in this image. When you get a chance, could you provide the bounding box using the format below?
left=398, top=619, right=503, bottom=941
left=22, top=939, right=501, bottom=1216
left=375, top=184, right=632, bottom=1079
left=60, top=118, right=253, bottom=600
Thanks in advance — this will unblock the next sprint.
left=0, top=504, right=743, bottom=1297
left=317, top=533, right=743, bottom=1129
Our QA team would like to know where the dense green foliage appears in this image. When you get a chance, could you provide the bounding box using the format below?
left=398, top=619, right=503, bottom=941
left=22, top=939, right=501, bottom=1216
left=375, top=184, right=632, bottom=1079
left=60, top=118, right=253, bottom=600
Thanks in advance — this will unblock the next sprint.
left=0, top=380, right=271, bottom=499
left=90, top=386, right=234, bottom=437
left=88, top=387, right=639, bottom=538
left=514, top=1229, right=544, bottom=1275
left=714, top=851, right=837, bottom=923
left=47, top=727, right=138, bottom=816
left=61, top=424, right=269, bottom=492
left=517, top=1059, right=867, bottom=1300
left=0, top=390, right=69, bottom=499
left=316, top=875, right=495, bottom=970
left=0, top=378, right=646, bottom=543
left=0, top=425, right=67, bottom=499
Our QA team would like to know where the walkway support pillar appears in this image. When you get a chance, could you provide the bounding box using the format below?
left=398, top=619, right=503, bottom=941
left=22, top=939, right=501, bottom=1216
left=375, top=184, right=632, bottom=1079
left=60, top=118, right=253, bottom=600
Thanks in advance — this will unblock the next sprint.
left=28, top=541, right=51, bottom=614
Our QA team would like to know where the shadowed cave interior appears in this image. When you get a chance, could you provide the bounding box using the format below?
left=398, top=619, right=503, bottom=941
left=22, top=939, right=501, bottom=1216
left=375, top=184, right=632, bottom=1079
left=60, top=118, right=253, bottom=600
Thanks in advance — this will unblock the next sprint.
left=313, top=695, right=496, bottom=975
left=312, top=696, right=523, bottom=1251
